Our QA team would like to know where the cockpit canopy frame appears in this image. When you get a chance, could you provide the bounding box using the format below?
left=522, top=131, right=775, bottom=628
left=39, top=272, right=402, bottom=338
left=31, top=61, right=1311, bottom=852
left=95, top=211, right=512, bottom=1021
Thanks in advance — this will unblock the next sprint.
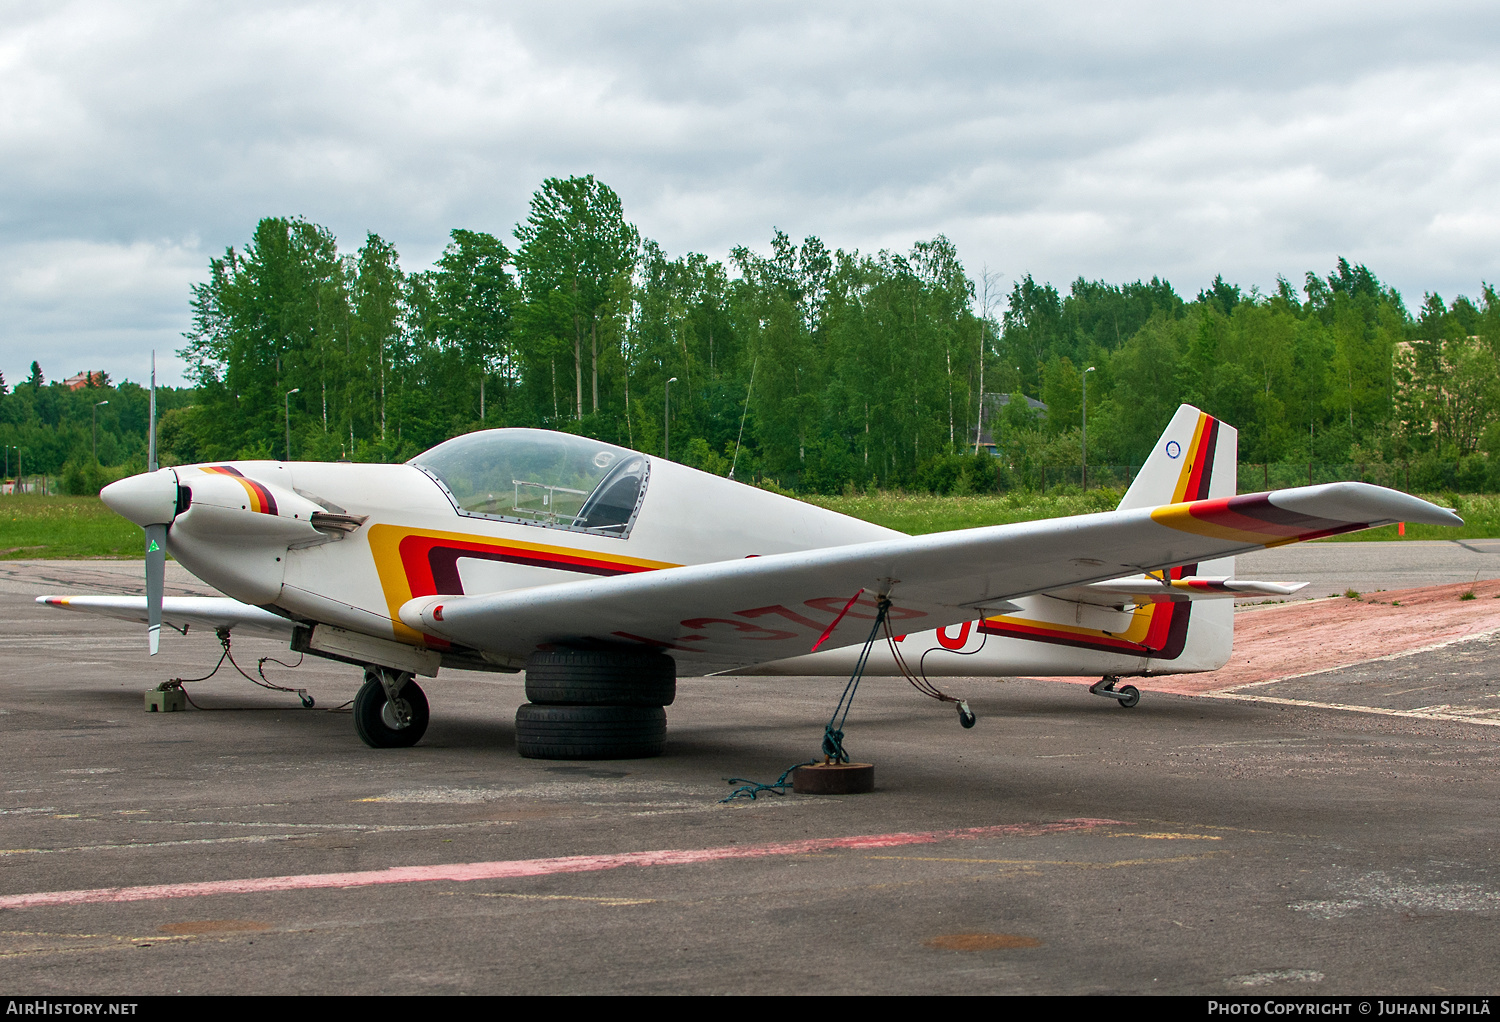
left=410, top=429, right=650, bottom=540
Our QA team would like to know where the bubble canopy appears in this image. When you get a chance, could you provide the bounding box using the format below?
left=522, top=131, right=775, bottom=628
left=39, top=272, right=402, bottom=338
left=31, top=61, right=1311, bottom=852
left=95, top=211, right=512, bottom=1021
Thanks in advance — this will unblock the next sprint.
left=410, top=429, right=649, bottom=537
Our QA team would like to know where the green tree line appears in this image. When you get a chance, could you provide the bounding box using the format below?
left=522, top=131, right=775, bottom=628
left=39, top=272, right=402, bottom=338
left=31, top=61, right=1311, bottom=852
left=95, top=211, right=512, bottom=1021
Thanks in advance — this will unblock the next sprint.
left=0, top=362, right=195, bottom=493
left=10, top=174, right=1500, bottom=496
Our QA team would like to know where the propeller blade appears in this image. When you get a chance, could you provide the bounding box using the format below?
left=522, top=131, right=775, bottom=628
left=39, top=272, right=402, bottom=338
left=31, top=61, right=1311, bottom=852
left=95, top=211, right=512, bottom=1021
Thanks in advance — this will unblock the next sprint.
left=148, top=350, right=157, bottom=473
left=145, top=352, right=164, bottom=655
left=145, top=523, right=166, bottom=655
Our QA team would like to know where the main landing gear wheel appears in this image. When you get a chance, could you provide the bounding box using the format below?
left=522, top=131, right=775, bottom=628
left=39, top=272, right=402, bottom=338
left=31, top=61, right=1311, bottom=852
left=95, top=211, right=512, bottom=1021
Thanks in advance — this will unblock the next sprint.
left=354, top=669, right=429, bottom=748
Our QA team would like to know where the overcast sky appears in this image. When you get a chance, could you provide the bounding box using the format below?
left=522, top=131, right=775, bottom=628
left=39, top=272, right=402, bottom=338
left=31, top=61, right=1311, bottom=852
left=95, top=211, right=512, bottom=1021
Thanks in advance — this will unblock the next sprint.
left=3, top=1, right=1498, bottom=387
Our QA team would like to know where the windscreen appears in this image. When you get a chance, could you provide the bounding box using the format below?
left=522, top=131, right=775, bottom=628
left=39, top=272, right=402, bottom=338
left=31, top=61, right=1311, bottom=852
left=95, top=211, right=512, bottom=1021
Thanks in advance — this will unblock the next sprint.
left=411, top=429, right=648, bottom=537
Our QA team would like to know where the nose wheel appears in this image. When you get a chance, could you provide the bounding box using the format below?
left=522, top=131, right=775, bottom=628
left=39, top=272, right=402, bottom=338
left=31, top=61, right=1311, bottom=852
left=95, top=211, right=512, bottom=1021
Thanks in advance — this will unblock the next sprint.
left=354, top=668, right=429, bottom=747
left=1089, top=676, right=1141, bottom=709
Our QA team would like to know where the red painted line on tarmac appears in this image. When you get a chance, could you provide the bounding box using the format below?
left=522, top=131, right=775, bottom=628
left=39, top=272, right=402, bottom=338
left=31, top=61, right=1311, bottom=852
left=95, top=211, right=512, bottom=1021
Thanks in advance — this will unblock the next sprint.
left=0, top=819, right=1120, bottom=910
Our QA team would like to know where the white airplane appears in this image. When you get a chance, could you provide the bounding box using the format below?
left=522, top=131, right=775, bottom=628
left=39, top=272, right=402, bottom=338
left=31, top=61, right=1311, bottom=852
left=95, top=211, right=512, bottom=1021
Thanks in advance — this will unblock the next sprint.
left=41, top=401, right=1460, bottom=759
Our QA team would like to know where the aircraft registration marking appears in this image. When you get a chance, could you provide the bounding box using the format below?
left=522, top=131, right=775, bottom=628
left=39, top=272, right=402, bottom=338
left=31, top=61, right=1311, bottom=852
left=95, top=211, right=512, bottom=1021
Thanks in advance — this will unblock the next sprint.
left=609, top=599, right=933, bottom=652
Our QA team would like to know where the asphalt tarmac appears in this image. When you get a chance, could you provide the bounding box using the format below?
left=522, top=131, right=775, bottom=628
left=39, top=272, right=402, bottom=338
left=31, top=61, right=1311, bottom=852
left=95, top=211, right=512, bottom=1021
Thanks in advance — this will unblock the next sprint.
left=1, top=549, right=1498, bottom=996
left=1237, top=538, right=1500, bottom=601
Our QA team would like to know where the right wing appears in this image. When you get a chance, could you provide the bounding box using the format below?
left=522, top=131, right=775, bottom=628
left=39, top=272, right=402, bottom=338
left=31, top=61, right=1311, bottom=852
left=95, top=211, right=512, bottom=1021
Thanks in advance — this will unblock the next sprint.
left=400, top=482, right=1458, bottom=672
left=37, top=595, right=294, bottom=639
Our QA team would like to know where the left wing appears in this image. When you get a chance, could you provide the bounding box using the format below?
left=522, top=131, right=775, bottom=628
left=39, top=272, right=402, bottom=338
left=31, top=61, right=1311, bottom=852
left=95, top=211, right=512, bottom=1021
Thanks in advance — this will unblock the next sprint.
left=402, top=482, right=1458, bottom=672
left=37, top=596, right=294, bottom=639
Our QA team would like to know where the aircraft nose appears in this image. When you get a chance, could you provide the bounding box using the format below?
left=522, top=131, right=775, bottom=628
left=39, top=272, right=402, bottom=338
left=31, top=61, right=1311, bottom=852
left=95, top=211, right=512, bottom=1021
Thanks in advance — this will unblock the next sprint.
left=101, top=468, right=180, bottom=527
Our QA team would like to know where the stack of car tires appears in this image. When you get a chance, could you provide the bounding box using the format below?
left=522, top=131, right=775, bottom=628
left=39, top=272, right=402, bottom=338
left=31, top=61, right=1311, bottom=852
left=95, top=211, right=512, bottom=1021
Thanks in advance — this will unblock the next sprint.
left=515, top=650, right=675, bottom=759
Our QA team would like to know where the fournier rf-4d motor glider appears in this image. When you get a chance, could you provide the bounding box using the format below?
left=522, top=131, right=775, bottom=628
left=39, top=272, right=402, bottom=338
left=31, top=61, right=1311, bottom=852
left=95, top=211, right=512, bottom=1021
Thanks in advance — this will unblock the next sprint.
left=41, top=400, right=1461, bottom=759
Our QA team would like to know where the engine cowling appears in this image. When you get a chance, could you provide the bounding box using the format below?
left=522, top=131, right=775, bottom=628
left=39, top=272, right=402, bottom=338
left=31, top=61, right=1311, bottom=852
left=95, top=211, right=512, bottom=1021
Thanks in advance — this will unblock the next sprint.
left=106, top=463, right=328, bottom=606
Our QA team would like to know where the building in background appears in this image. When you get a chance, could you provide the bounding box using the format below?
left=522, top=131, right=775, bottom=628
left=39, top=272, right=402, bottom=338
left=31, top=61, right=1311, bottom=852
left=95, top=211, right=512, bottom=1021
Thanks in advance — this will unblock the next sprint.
left=62, top=371, right=107, bottom=391
left=970, top=393, right=1047, bottom=456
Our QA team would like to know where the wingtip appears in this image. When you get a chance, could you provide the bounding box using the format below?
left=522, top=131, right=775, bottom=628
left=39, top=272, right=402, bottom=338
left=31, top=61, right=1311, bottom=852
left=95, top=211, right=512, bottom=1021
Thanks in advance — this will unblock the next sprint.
left=1274, top=482, right=1465, bottom=529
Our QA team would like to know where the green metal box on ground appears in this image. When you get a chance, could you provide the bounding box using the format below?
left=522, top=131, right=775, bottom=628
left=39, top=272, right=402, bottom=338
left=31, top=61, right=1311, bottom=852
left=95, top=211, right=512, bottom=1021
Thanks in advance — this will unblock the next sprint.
left=145, top=686, right=186, bottom=712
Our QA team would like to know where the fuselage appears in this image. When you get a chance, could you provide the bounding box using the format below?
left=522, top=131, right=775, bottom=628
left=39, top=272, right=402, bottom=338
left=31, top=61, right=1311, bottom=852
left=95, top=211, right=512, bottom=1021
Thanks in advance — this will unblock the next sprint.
left=108, top=429, right=1231, bottom=680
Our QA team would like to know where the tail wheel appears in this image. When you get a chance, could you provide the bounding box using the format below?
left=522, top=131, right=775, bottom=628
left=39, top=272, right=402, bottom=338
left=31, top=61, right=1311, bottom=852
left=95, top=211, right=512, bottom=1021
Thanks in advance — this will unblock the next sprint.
left=1117, top=685, right=1140, bottom=709
left=354, top=673, right=429, bottom=748
left=515, top=704, right=666, bottom=760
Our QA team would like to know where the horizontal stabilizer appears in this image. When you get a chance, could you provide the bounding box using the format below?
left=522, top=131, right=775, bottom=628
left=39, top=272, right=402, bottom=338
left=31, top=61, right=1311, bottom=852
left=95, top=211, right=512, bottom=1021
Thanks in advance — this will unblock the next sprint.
left=37, top=595, right=293, bottom=639
left=1050, top=577, right=1309, bottom=605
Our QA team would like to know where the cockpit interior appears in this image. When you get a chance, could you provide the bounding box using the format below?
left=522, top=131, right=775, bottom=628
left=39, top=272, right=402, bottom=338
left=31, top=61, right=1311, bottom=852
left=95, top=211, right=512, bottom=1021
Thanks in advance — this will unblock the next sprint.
left=411, top=429, right=649, bottom=538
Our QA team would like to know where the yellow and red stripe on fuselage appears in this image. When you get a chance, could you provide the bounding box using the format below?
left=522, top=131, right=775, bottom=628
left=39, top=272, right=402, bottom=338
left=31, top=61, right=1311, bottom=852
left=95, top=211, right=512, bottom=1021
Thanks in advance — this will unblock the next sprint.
left=367, top=524, right=677, bottom=645
left=200, top=465, right=279, bottom=515
left=977, top=567, right=1195, bottom=660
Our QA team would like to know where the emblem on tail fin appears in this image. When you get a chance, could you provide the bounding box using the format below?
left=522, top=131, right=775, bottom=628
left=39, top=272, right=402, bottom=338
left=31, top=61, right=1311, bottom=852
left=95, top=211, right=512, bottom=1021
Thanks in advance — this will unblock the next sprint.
left=1120, top=407, right=1227, bottom=511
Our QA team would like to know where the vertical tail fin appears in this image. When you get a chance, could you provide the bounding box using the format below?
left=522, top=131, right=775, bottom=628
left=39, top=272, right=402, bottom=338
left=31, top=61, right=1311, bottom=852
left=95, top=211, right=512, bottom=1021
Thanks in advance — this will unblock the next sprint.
left=1126, top=405, right=1239, bottom=673
left=1119, top=404, right=1237, bottom=509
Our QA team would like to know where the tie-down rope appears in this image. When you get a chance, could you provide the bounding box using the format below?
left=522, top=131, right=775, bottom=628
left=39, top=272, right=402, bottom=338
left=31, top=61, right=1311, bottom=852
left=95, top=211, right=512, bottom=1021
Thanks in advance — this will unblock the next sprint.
left=720, top=598, right=892, bottom=801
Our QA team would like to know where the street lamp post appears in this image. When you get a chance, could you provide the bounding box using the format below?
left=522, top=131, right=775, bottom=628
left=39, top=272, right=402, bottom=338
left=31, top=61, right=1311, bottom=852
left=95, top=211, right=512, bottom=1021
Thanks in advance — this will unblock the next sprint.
left=284, top=388, right=300, bottom=461
left=92, top=400, right=109, bottom=463
left=663, top=378, right=678, bottom=461
left=1081, top=366, right=1096, bottom=491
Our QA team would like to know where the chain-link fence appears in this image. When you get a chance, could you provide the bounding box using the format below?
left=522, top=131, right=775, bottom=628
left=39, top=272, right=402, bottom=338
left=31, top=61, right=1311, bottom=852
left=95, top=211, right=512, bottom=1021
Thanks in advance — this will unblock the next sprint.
left=1021, top=465, right=1139, bottom=492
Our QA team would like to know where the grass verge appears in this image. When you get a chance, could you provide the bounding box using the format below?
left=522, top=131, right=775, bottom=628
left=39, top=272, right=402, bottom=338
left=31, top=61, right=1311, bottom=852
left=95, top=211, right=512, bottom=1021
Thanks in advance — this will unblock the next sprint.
left=801, top=490, right=1126, bottom=534
left=0, top=496, right=145, bottom=558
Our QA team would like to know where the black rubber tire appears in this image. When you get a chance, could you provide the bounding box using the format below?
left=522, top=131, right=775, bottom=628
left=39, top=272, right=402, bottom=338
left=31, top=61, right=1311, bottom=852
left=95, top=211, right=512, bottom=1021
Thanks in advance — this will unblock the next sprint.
left=514, top=703, right=666, bottom=760
left=1117, top=685, right=1141, bottom=709
left=523, top=650, right=676, bottom=707
left=353, top=675, right=430, bottom=748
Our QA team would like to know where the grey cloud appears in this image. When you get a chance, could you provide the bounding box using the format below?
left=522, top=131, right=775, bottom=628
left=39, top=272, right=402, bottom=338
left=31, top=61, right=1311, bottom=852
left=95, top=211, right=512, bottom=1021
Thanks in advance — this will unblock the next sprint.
left=2, top=1, right=1498, bottom=385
